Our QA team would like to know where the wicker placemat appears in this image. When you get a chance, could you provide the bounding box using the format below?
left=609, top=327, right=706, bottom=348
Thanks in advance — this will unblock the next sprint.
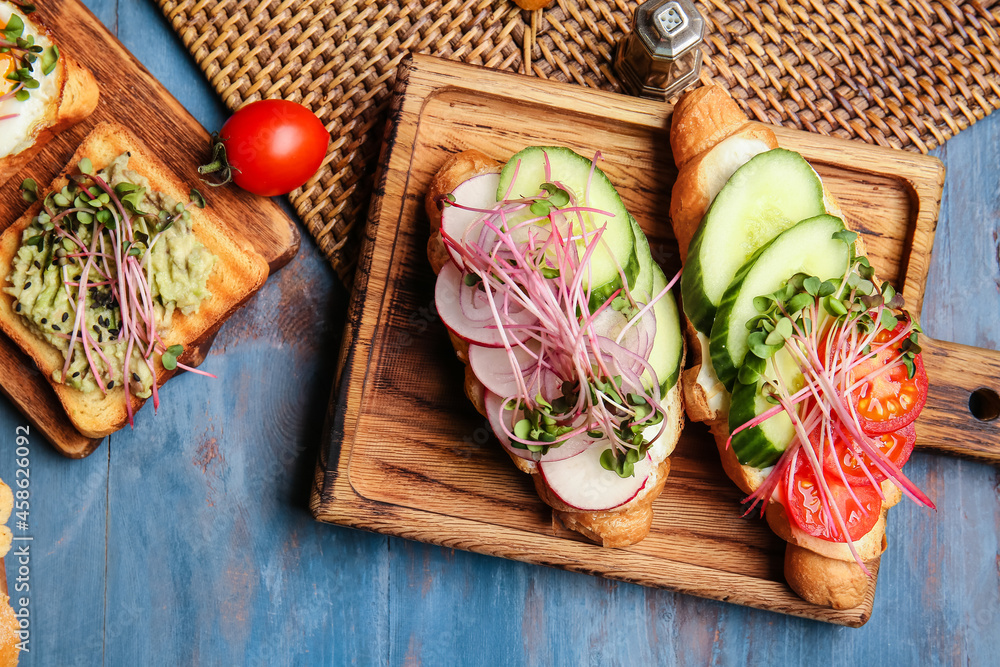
left=157, top=0, right=1000, bottom=285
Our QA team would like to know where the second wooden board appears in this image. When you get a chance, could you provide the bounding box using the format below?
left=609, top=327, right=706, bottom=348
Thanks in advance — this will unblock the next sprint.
left=312, top=55, right=1000, bottom=626
left=0, top=0, right=300, bottom=457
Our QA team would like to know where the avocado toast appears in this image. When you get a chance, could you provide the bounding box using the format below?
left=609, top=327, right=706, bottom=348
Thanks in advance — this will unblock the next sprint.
left=0, top=121, right=269, bottom=438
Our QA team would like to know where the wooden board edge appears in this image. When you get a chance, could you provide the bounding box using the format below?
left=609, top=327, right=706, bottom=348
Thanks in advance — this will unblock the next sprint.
left=312, top=56, right=417, bottom=510
left=312, top=491, right=875, bottom=627
left=264, top=221, right=301, bottom=275
left=917, top=337, right=1000, bottom=463
left=0, top=344, right=103, bottom=458
left=407, top=54, right=672, bottom=129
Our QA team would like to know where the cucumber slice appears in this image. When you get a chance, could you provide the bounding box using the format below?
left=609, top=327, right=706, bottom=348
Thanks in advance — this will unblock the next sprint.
left=497, top=146, right=638, bottom=307
left=729, top=347, right=802, bottom=467
left=710, top=214, right=850, bottom=390
left=629, top=216, right=654, bottom=299
left=680, top=149, right=827, bottom=334
left=644, top=266, right=683, bottom=393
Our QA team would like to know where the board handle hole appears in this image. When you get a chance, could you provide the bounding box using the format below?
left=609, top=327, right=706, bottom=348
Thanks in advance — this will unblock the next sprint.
left=969, top=388, right=1000, bottom=422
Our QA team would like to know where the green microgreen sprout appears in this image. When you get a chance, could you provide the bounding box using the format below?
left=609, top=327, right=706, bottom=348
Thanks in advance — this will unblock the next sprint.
left=160, top=344, right=184, bottom=371
left=189, top=188, right=207, bottom=209
left=19, top=178, right=37, bottom=203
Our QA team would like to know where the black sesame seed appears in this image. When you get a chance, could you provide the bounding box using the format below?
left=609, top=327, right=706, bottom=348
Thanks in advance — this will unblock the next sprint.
left=23, top=281, right=31, bottom=289
left=62, top=312, right=69, bottom=322
left=97, top=331, right=103, bottom=343
left=92, top=324, right=99, bottom=333
left=40, top=317, right=47, bottom=324
left=72, top=371, right=80, bottom=378
left=132, top=373, right=140, bottom=382
left=33, top=260, right=40, bottom=269
left=109, top=328, right=119, bottom=337
left=52, top=324, right=60, bottom=331
left=107, top=380, right=114, bottom=389
left=14, top=303, right=21, bottom=312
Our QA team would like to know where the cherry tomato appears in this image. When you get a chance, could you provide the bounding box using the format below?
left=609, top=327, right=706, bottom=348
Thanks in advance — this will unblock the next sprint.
left=785, top=453, right=882, bottom=542
left=849, top=318, right=928, bottom=434
left=203, top=99, right=329, bottom=197
left=821, top=422, right=916, bottom=485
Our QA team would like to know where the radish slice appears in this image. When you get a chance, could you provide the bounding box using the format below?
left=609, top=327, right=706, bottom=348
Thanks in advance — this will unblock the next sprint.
left=589, top=307, right=630, bottom=341
left=484, top=391, right=593, bottom=463
left=441, top=173, right=501, bottom=265
left=468, top=342, right=561, bottom=399
left=539, top=444, right=652, bottom=511
left=435, top=262, right=535, bottom=348
left=588, top=307, right=656, bottom=377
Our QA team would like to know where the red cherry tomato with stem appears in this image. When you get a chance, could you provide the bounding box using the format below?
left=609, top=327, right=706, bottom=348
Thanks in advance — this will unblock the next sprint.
left=199, top=99, right=329, bottom=197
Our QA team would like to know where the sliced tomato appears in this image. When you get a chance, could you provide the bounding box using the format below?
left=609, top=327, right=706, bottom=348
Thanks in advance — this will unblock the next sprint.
left=822, top=422, right=916, bottom=485
left=785, top=453, right=882, bottom=542
left=849, top=318, right=928, bottom=434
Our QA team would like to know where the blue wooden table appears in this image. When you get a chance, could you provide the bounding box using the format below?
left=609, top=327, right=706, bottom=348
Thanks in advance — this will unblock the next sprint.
left=1, top=1, right=997, bottom=664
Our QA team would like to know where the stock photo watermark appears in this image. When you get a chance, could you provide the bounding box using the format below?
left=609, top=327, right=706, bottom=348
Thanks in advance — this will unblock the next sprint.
left=11, top=424, right=32, bottom=653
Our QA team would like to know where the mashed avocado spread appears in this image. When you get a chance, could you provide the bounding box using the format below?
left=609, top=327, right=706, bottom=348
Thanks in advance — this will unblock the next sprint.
left=3, top=153, right=216, bottom=396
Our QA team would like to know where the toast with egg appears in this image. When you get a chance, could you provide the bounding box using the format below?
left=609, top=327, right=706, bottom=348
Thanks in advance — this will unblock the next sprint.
left=0, top=121, right=269, bottom=438
left=0, top=2, right=100, bottom=188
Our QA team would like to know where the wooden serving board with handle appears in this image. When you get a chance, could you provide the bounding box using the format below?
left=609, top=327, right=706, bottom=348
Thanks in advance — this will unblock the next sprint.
left=0, top=0, right=300, bottom=458
left=310, top=54, right=1000, bottom=626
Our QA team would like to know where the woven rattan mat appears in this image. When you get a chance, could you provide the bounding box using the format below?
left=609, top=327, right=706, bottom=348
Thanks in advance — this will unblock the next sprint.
left=157, top=0, right=1000, bottom=285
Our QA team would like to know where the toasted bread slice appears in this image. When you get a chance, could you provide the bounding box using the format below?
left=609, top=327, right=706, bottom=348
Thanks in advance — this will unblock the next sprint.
left=0, top=122, right=269, bottom=438
left=0, top=5, right=100, bottom=187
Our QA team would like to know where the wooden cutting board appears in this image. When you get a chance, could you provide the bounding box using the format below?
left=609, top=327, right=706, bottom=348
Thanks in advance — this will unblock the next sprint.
left=310, top=55, right=1000, bottom=626
left=0, top=0, right=300, bottom=458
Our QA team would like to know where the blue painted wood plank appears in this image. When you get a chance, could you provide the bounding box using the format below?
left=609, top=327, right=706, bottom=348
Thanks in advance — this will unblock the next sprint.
left=103, top=253, right=388, bottom=665
left=0, top=0, right=997, bottom=664
left=924, top=111, right=1000, bottom=351
left=0, top=400, right=107, bottom=667
left=115, top=0, right=228, bottom=132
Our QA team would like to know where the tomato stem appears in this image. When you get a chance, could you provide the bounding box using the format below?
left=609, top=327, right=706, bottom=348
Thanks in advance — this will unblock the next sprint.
left=197, top=132, right=236, bottom=187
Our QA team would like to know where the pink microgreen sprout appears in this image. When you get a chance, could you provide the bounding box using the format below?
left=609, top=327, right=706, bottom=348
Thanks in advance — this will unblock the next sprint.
left=441, top=151, right=677, bottom=478
left=726, top=240, right=932, bottom=569
left=13, top=162, right=213, bottom=427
